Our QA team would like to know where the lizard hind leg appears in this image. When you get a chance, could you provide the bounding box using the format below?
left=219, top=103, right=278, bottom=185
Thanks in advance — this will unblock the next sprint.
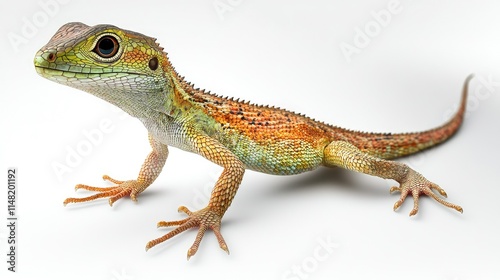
left=323, top=140, right=463, bottom=216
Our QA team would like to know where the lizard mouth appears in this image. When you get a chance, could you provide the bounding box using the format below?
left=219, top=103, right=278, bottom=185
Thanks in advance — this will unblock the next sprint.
left=34, top=65, right=64, bottom=76
left=34, top=65, right=145, bottom=77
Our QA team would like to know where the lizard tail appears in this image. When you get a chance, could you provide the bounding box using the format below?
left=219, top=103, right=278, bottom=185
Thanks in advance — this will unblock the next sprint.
left=335, top=74, right=473, bottom=159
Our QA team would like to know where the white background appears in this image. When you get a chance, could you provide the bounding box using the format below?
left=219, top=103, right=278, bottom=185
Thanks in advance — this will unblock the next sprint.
left=1, top=0, right=499, bottom=279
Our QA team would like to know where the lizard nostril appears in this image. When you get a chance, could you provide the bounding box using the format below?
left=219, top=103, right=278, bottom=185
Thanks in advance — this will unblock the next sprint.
left=47, top=52, right=56, bottom=62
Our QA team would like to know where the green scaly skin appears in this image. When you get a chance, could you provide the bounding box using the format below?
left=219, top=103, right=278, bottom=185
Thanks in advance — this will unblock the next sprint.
left=34, top=22, right=468, bottom=259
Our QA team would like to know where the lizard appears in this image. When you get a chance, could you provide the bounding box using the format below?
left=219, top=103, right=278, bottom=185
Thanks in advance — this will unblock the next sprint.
left=34, top=22, right=469, bottom=259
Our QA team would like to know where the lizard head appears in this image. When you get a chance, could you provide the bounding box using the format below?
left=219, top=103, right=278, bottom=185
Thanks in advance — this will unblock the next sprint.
left=34, top=22, right=171, bottom=117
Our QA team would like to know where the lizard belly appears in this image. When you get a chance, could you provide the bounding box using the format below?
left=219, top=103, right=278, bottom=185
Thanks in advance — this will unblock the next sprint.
left=216, top=131, right=324, bottom=175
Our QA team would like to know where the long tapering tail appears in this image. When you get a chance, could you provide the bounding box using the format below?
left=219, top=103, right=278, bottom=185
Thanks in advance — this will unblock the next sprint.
left=334, top=74, right=473, bottom=159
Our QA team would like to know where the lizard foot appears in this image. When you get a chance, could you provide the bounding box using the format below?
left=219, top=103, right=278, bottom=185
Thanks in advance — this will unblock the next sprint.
left=390, top=169, right=463, bottom=216
left=63, top=175, right=148, bottom=206
left=145, top=206, right=229, bottom=260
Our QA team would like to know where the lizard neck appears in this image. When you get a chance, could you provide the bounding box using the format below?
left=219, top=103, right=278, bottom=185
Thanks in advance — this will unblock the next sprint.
left=161, top=60, right=214, bottom=119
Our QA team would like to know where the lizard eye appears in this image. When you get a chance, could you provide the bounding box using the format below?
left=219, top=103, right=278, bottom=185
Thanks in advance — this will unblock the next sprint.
left=93, top=35, right=119, bottom=58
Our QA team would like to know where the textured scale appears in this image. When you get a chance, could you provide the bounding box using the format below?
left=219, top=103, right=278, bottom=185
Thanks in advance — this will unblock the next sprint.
left=34, top=22, right=468, bottom=258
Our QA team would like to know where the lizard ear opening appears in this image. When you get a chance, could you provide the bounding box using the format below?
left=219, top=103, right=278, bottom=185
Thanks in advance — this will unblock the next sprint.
left=148, top=57, right=159, bottom=71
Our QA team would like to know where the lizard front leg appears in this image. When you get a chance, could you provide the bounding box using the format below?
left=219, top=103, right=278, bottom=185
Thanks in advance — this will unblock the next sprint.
left=64, top=134, right=168, bottom=206
left=323, top=141, right=463, bottom=216
left=146, top=131, right=245, bottom=259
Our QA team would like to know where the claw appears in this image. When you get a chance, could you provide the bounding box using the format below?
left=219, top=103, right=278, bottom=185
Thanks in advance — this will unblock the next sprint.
left=391, top=187, right=408, bottom=211
left=409, top=190, right=420, bottom=216
left=429, top=183, right=448, bottom=197
left=389, top=186, right=401, bottom=194
left=393, top=200, right=402, bottom=211
left=178, top=206, right=192, bottom=215
left=439, top=190, right=448, bottom=197
left=409, top=208, right=418, bottom=216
